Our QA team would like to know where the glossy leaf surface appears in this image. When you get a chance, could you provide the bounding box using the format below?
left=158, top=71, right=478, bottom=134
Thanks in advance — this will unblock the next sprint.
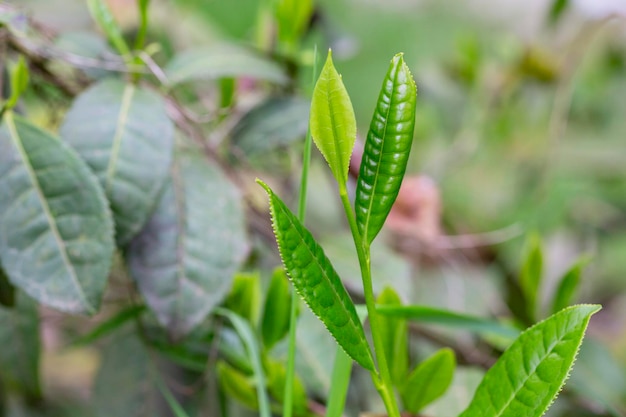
left=355, top=53, right=416, bottom=244
left=401, top=348, right=455, bottom=413
left=60, top=78, right=174, bottom=246
left=258, top=180, right=375, bottom=371
left=127, top=153, right=248, bottom=338
left=165, top=44, right=288, bottom=86
left=0, top=113, right=114, bottom=314
left=0, top=291, right=40, bottom=399
left=377, top=287, right=408, bottom=385
left=459, top=304, right=601, bottom=417
left=310, top=50, right=357, bottom=185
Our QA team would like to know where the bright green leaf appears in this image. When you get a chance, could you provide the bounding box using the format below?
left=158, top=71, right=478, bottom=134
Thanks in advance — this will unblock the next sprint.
left=258, top=179, right=375, bottom=371
left=459, top=304, right=601, bottom=417
left=127, top=152, right=248, bottom=338
left=355, top=53, right=417, bottom=245
left=0, top=113, right=114, bottom=314
left=550, top=256, right=589, bottom=314
left=309, top=50, right=357, bottom=185
left=0, top=291, right=41, bottom=400
left=86, top=0, right=131, bottom=57
left=325, top=346, right=353, bottom=417
left=275, top=0, right=313, bottom=48
left=5, top=56, right=29, bottom=110
left=60, top=78, right=174, bottom=246
left=217, top=361, right=259, bottom=411
left=377, top=287, right=408, bottom=386
left=261, top=268, right=292, bottom=350
left=401, top=348, right=455, bottom=413
left=520, top=233, right=543, bottom=322
left=165, top=44, right=288, bottom=86
left=265, top=358, right=309, bottom=415
left=376, top=304, right=520, bottom=340
left=224, top=272, right=262, bottom=325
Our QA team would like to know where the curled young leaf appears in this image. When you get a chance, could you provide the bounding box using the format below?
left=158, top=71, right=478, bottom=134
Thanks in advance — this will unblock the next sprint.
left=257, top=179, right=375, bottom=371
left=459, top=304, right=601, bottom=417
left=355, top=53, right=417, bottom=245
left=310, top=50, right=357, bottom=186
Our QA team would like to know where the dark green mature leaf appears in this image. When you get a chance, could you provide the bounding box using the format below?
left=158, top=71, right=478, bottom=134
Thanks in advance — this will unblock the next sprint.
left=0, top=291, right=40, bottom=400
left=401, top=348, right=455, bottom=413
left=377, top=304, right=520, bottom=339
left=0, top=113, right=114, bottom=314
left=355, top=53, right=417, bottom=245
left=459, top=304, right=601, bottom=417
left=377, top=287, right=408, bottom=386
left=127, top=152, right=248, bottom=338
left=231, top=97, right=310, bottom=156
left=261, top=268, right=292, bottom=350
left=60, top=78, right=174, bottom=246
left=551, top=256, right=589, bottom=314
left=310, top=50, right=357, bottom=186
left=92, top=332, right=162, bottom=417
left=165, top=44, right=288, bottom=86
left=520, top=233, right=543, bottom=321
left=257, top=180, right=375, bottom=371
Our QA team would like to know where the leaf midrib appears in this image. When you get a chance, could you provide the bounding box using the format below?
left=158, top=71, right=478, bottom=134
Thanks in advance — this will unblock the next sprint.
left=5, top=112, right=93, bottom=313
left=105, top=83, right=135, bottom=194
left=272, top=194, right=373, bottom=368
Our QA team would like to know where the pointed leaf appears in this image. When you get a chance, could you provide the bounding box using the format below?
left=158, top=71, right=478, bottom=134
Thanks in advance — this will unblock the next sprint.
left=355, top=53, right=417, bottom=245
left=377, top=287, right=408, bottom=386
left=257, top=179, right=375, bottom=371
left=401, top=348, right=455, bottom=413
left=5, top=56, right=29, bottom=110
left=0, top=113, right=114, bottom=314
left=309, top=50, right=356, bottom=185
left=127, top=152, right=248, bottom=338
left=261, top=268, right=292, bottom=350
left=550, top=256, right=589, bottom=314
left=0, top=291, right=40, bottom=400
left=165, top=44, right=288, bottom=86
left=459, top=304, right=601, bottom=417
left=519, top=233, right=543, bottom=321
left=60, top=78, right=174, bottom=246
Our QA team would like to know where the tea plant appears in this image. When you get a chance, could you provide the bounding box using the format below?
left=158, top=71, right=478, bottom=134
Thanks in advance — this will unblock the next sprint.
left=258, top=51, right=600, bottom=417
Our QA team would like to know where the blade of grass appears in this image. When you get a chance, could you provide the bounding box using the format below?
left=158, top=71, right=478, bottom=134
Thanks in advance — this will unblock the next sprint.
left=325, top=347, right=353, bottom=417
left=284, top=44, right=318, bottom=417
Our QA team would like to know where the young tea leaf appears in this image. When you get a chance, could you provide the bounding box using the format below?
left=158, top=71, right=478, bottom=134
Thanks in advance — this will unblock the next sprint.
left=60, top=78, right=174, bottom=246
left=520, top=233, right=544, bottom=321
left=261, top=268, right=292, bottom=350
left=257, top=179, right=375, bottom=371
left=400, top=348, right=455, bottom=414
left=377, top=287, right=408, bottom=386
left=459, top=304, right=601, bottom=417
left=5, top=56, right=29, bottom=110
left=0, top=113, right=114, bottom=314
left=309, top=50, right=357, bottom=186
left=550, top=256, right=589, bottom=314
left=355, top=53, right=417, bottom=245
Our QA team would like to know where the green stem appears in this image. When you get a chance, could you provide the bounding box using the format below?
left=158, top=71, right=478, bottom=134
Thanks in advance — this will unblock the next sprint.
left=338, top=185, right=400, bottom=417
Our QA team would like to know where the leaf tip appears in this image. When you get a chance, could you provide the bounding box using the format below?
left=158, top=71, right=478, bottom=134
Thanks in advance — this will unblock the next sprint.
left=255, top=178, right=271, bottom=195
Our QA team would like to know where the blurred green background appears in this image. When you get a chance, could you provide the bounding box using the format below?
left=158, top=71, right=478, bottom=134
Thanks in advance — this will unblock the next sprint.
left=9, top=0, right=626, bottom=415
